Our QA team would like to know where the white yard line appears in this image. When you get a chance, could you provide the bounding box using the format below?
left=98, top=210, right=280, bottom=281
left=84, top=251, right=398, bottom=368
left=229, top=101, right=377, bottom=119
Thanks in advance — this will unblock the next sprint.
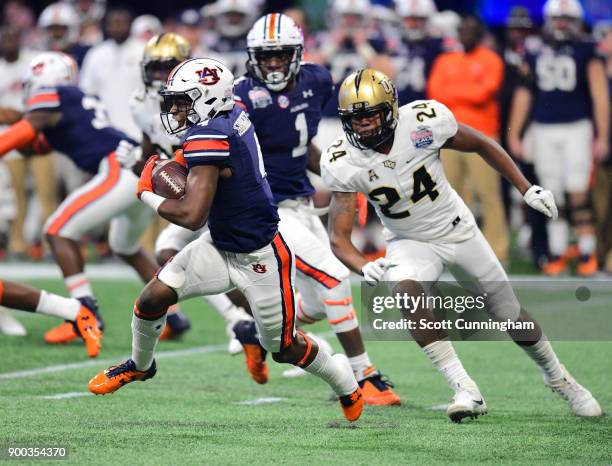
left=1, top=262, right=609, bottom=283
left=234, top=397, right=288, bottom=405
left=40, top=392, right=93, bottom=400
left=0, top=343, right=225, bottom=380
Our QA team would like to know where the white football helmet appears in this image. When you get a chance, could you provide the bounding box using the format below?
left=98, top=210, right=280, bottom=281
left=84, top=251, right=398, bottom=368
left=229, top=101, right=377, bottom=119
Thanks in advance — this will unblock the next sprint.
left=214, top=0, right=261, bottom=39
left=247, top=13, right=304, bottom=92
left=160, top=58, right=235, bottom=135
left=22, top=52, right=78, bottom=101
left=38, top=2, right=80, bottom=50
left=543, top=0, right=584, bottom=41
left=396, top=0, right=437, bottom=41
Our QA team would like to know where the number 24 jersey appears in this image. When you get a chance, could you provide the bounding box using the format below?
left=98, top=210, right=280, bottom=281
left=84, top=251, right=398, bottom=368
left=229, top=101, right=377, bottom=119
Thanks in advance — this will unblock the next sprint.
left=321, top=100, right=476, bottom=243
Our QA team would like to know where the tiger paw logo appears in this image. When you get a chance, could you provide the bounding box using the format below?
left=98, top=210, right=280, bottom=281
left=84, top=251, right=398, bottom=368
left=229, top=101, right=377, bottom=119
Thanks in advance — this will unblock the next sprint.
left=195, top=66, right=221, bottom=85
left=252, top=263, right=267, bottom=274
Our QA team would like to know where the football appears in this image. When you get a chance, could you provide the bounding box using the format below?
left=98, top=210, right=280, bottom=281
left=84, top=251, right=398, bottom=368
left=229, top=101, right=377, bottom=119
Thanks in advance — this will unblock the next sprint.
left=152, top=159, right=188, bottom=199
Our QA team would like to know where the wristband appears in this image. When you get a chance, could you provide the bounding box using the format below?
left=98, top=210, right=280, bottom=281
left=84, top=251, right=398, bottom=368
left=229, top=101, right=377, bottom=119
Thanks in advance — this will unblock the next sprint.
left=141, top=191, right=165, bottom=212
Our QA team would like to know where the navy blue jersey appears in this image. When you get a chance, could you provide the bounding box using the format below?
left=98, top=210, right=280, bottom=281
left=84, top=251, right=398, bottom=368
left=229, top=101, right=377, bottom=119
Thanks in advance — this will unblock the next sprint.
left=26, top=86, right=133, bottom=174
left=391, top=38, right=444, bottom=105
left=182, top=107, right=279, bottom=253
left=526, top=40, right=597, bottom=123
left=234, top=63, right=333, bottom=203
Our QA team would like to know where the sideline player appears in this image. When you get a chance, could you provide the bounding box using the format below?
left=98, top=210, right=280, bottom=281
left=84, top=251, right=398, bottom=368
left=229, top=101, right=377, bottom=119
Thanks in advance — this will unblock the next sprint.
left=124, top=32, right=250, bottom=348
left=87, top=58, right=364, bottom=422
left=233, top=13, right=399, bottom=405
left=322, top=68, right=601, bottom=422
left=508, top=0, right=610, bottom=276
left=0, top=279, right=101, bottom=357
left=0, top=52, right=158, bottom=342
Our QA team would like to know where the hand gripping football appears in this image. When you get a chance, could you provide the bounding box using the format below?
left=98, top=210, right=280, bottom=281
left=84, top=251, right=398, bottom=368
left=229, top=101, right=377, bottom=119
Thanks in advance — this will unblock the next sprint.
left=152, top=160, right=188, bottom=199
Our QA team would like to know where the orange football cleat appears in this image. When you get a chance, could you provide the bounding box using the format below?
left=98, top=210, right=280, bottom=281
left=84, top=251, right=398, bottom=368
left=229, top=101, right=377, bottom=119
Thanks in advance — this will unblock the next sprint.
left=359, top=372, right=401, bottom=406
left=542, top=257, right=567, bottom=276
left=88, top=359, right=156, bottom=395
left=577, top=254, right=598, bottom=277
left=44, top=322, right=79, bottom=344
left=339, top=388, right=364, bottom=422
left=75, top=305, right=102, bottom=358
left=243, top=343, right=269, bottom=384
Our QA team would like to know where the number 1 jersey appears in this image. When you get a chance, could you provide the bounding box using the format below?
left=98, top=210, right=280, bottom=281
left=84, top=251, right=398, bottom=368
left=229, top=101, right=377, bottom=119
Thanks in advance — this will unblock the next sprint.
left=234, top=63, right=334, bottom=203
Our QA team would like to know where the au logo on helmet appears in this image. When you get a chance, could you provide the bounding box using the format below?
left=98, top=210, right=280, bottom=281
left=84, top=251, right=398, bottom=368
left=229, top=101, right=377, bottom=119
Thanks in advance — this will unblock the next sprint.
left=195, top=66, right=222, bottom=85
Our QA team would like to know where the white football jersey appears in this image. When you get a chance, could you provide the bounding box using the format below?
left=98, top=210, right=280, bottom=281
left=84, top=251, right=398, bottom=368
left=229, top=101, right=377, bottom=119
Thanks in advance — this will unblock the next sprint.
left=130, top=87, right=180, bottom=156
left=321, top=100, right=476, bottom=243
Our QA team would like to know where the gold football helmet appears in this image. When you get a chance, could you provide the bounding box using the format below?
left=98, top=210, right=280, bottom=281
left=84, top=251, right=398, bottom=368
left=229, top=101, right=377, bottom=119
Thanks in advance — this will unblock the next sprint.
left=338, top=68, right=399, bottom=150
left=142, top=33, right=191, bottom=88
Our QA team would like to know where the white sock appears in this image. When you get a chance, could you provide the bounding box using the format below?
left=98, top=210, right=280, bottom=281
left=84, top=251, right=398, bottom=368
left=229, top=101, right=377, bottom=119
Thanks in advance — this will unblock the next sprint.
left=303, top=348, right=357, bottom=396
left=520, top=336, right=564, bottom=382
left=204, top=294, right=235, bottom=322
left=423, top=339, right=477, bottom=392
left=65, top=273, right=93, bottom=299
left=348, top=352, right=375, bottom=382
left=547, top=219, right=569, bottom=257
left=36, top=291, right=80, bottom=321
left=577, top=234, right=596, bottom=256
left=131, top=314, right=166, bottom=371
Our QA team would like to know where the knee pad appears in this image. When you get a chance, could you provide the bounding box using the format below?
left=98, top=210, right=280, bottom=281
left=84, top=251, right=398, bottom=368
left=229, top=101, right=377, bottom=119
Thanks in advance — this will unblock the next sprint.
left=483, top=281, right=521, bottom=322
left=109, top=229, right=141, bottom=256
left=322, top=280, right=358, bottom=333
left=295, top=291, right=326, bottom=326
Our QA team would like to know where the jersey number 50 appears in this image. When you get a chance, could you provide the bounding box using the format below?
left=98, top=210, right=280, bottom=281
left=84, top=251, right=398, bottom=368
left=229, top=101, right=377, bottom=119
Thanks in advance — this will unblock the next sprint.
left=369, top=166, right=439, bottom=218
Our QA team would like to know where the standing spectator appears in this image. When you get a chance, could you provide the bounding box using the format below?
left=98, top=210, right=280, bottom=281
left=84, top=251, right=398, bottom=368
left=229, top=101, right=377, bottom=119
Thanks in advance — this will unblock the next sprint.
left=315, top=0, right=394, bottom=150
left=80, top=5, right=143, bottom=139
left=393, top=0, right=446, bottom=106
left=207, top=0, right=261, bottom=77
left=0, top=25, right=56, bottom=259
left=427, top=14, right=508, bottom=263
left=130, top=15, right=163, bottom=44
left=499, top=6, right=549, bottom=268
left=508, top=0, right=610, bottom=277
left=593, top=21, right=612, bottom=273
left=38, top=2, right=91, bottom=67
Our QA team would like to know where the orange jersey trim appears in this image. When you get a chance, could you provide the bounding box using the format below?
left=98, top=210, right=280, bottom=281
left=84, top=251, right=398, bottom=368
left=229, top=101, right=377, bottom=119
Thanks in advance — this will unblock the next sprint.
left=27, top=92, right=60, bottom=107
left=183, top=139, right=230, bottom=152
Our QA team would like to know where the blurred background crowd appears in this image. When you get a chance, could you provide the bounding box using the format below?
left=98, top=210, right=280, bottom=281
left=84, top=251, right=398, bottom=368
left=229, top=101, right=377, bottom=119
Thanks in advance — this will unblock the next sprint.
left=0, top=0, right=610, bottom=276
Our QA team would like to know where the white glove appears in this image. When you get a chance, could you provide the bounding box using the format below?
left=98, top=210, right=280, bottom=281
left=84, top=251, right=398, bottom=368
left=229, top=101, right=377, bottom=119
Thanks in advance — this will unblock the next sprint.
left=361, top=258, right=389, bottom=285
left=115, top=140, right=142, bottom=169
left=523, top=185, right=558, bottom=219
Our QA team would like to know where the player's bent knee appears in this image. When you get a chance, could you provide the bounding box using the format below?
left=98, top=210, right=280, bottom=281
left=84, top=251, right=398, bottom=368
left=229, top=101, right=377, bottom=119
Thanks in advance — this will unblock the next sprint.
left=135, top=279, right=177, bottom=319
left=156, top=249, right=176, bottom=267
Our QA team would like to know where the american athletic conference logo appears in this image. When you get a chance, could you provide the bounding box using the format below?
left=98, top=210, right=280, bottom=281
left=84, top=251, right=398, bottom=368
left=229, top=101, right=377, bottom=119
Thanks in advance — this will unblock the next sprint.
left=195, top=66, right=222, bottom=85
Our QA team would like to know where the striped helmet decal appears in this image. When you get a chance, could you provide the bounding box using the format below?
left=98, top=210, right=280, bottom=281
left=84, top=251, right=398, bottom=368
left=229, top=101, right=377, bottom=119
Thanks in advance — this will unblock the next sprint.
left=264, top=13, right=282, bottom=41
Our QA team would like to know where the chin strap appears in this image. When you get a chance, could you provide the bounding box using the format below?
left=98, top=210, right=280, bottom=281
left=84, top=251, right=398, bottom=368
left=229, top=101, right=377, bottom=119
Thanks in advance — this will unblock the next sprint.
left=0, top=119, right=37, bottom=156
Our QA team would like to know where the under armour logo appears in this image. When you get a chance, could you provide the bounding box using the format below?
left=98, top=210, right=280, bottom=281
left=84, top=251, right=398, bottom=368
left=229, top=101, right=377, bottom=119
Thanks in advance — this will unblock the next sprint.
left=302, top=89, right=314, bottom=98
left=252, top=263, right=267, bottom=274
